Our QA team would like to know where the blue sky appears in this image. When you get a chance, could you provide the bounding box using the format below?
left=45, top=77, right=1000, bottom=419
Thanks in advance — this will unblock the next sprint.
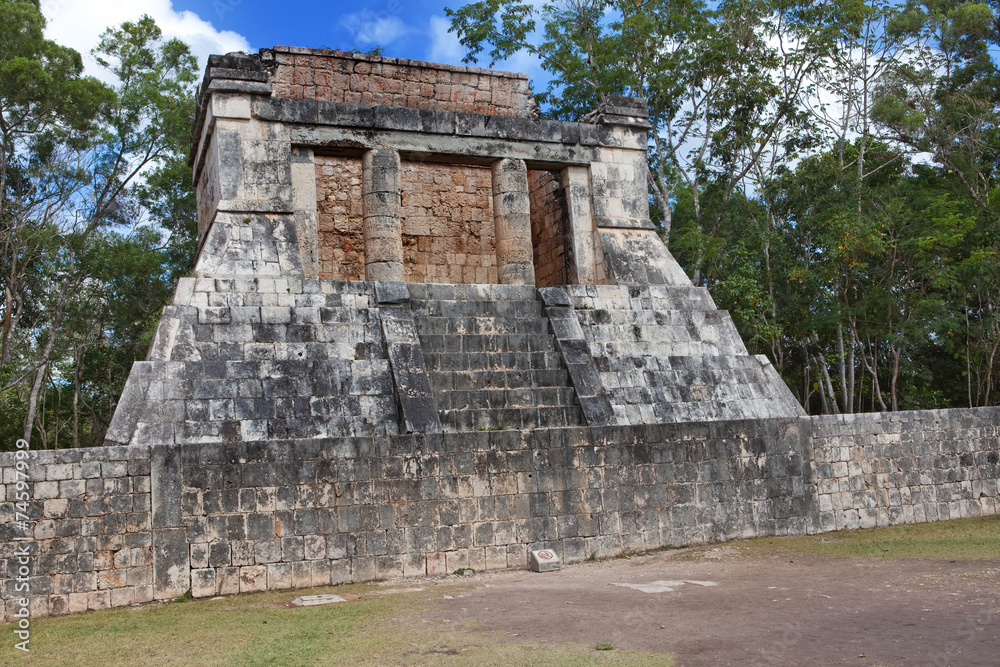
left=41, top=0, right=546, bottom=87
left=171, top=0, right=473, bottom=62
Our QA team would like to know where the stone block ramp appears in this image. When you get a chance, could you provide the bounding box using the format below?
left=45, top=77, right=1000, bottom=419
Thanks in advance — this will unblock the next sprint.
left=105, top=278, right=400, bottom=445
left=567, top=285, right=805, bottom=424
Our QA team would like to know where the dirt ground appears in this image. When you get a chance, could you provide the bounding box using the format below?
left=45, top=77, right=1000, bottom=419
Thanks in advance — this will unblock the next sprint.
left=419, top=547, right=1000, bottom=666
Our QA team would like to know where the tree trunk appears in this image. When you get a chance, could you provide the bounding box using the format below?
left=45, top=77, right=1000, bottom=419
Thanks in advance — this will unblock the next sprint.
left=837, top=319, right=848, bottom=413
left=73, top=348, right=81, bottom=448
left=847, top=334, right=855, bottom=414
left=21, top=268, right=74, bottom=444
left=24, top=362, right=47, bottom=446
left=890, top=344, right=901, bottom=412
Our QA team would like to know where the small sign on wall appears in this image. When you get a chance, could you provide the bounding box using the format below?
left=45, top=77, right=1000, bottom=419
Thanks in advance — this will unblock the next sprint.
left=529, top=549, right=562, bottom=572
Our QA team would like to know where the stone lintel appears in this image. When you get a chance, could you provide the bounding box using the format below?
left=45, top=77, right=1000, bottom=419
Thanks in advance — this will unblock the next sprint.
left=294, top=125, right=596, bottom=168
left=258, top=97, right=626, bottom=151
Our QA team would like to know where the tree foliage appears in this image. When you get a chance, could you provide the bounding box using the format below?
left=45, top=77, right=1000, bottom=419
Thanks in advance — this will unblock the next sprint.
left=0, top=3, right=198, bottom=449
left=448, top=0, right=1000, bottom=414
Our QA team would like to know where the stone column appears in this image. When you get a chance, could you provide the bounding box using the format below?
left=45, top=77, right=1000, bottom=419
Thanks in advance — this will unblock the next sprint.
left=362, top=148, right=404, bottom=282
left=491, top=158, right=536, bottom=285
left=291, top=147, right=319, bottom=279
left=561, top=165, right=597, bottom=285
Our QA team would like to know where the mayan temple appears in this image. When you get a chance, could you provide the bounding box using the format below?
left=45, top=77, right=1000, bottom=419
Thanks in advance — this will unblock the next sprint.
left=2, top=48, right=997, bottom=619
left=106, top=48, right=804, bottom=448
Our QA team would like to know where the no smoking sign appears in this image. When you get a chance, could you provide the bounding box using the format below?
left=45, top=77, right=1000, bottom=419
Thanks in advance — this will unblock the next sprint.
left=529, top=549, right=562, bottom=572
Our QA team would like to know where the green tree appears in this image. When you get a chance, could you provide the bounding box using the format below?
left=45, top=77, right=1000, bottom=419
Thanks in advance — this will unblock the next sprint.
left=0, top=8, right=198, bottom=448
left=875, top=0, right=999, bottom=219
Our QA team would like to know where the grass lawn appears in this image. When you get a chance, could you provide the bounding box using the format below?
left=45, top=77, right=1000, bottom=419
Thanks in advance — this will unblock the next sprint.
left=1, top=580, right=671, bottom=666
left=681, top=514, right=1000, bottom=561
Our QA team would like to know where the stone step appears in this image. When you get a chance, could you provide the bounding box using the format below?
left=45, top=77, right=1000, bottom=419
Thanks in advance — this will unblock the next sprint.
left=435, top=387, right=578, bottom=411
left=419, top=331, right=558, bottom=353
left=610, top=398, right=791, bottom=425
left=427, top=368, right=572, bottom=392
left=566, top=284, right=717, bottom=311
left=418, top=333, right=564, bottom=355
left=605, top=380, right=774, bottom=404
left=584, top=328, right=734, bottom=346
left=417, top=332, right=557, bottom=353
left=405, top=283, right=538, bottom=303
left=576, top=309, right=730, bottom=328
left=595, top=354, right=767, bottom=372
left=413, top=316, right=550, bottom=336
left=439, top=405, right=583, bottom=432
left=589, top=339, right=745, bottom=358
left=423, top=351, right=565, bottom=372
left=410, top=298, right=543, bottom=319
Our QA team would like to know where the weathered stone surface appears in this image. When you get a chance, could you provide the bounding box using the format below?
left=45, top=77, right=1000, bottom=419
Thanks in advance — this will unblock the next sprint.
left=528, top=548, right=563, bottom=572
left=380, top=304, right=443, bottom=435
left=3, top=407, right=1000, bottom=620
left=6, top=46, right=997, bottom=624
left=491, top=159, right=535, bottom=286
left=362, top=149, right=404, bottom=282
left=292, top=594, right=346, bottom=606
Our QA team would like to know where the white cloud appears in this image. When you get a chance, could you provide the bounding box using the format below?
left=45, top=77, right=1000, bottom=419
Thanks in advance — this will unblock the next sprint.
left=40, top=0, right=251, bottom=78
left=427, top=15, right=464, bottom=64
left=426, top=15, right=548, bottom=90
left=340, top=11, right=410, bottom=48
left=498, top=50, right=544, bottom=80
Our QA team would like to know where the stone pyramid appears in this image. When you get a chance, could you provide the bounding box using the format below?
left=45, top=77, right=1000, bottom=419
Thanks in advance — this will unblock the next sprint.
left=105, top=47, right=803, bottom=449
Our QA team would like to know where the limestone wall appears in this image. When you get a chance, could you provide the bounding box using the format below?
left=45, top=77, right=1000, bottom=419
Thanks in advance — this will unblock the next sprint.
left=0, top=445, right=153, bottom=620
left=191, top=54, right=691, bottom=291
left=6, top=50, right=997, bottom=624
left=104, top=278, right=400, bottom=446
left=266, top=47, right=536, bottom=117
left=5, top=408, right=999, bottom=620
left=810, top=408, right=1000, bottom=531
left=400, top=162, right=496, bottom=284
left=528, top=170, right=569, bottom=288
left=316, top=155, right=364, bottom=281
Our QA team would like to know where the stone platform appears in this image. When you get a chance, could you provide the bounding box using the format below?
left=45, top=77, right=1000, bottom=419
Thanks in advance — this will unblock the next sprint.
left=105, top=278, right=803, bottom=449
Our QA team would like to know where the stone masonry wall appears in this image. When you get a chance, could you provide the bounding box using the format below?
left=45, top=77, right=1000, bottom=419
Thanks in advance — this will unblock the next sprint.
left=811, top=408, right=1000, bottom=532
left=266, top=47, right=536, bottom=117
left=400, top=162, right=497, bottom=285
left=4, top=409, right=1000, bottom=620
left=0, top=445, right=153, bottom=621
left=316, top=155, right=365, bottom=281
left=108, top=278, right=400, bottom=446
left=170, top=419, right=816, bottom=598
left=528, top=170, right=569, bottom=288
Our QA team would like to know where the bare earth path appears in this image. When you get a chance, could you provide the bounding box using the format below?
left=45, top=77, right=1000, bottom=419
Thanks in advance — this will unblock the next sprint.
left=425, top=548, right=1000, bottom=666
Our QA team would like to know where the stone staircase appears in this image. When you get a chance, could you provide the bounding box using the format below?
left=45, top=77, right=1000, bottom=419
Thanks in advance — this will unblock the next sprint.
left=408, top=284, right=584, bottom=432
